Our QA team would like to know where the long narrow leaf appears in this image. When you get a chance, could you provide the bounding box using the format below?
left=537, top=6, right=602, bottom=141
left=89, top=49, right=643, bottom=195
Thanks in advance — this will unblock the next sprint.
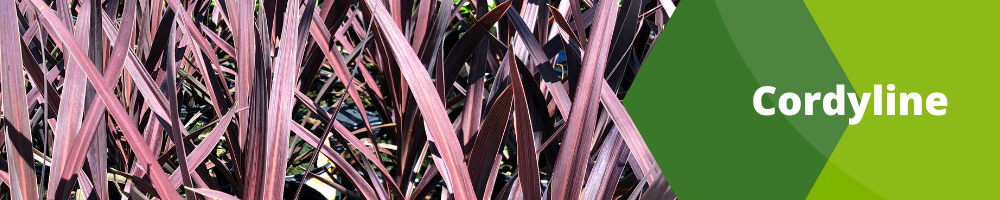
left=549, top=0, right=620, bottom=199
left=259, top=1, right=310, bottom=198
left=601, top=81, right=657, bottom=176
left=359, top=0, right=479, bottom=199
left=581, top=130, right=630, bottom=200
left=1, top=0, right=38, bottom=198
left=467, top=84, right=512, bottom=198
left=508, top=49, right=542, bottom=200
left=505, top=9, right=572, bottom=119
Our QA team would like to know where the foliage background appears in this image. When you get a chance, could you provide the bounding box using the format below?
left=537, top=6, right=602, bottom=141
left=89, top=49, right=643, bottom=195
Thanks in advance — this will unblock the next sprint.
left=0, top=0, right=678, bottom=199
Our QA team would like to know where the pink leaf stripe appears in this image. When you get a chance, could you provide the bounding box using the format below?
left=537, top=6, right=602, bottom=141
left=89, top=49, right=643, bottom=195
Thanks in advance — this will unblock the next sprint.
left=1, top=0, right=38, bottom=198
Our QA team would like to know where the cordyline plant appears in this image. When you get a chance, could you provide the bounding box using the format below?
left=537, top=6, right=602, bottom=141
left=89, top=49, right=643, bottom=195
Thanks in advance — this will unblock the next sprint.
left=0, top=0, right=677, bottom=199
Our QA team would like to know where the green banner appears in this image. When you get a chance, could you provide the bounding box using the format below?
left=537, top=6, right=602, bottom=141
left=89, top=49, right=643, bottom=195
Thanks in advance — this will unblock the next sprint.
left=628, top=0, right=999, bottom=199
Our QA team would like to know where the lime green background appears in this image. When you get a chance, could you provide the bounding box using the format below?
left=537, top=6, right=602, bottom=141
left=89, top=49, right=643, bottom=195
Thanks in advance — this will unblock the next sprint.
left=626, top=0, right=999, bottom=199
left=804, top=0, right=1000, bottom=199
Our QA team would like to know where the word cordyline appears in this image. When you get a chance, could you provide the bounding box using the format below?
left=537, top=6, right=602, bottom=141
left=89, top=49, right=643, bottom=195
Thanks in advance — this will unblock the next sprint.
left=0, top=0, right=676, bottom=199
